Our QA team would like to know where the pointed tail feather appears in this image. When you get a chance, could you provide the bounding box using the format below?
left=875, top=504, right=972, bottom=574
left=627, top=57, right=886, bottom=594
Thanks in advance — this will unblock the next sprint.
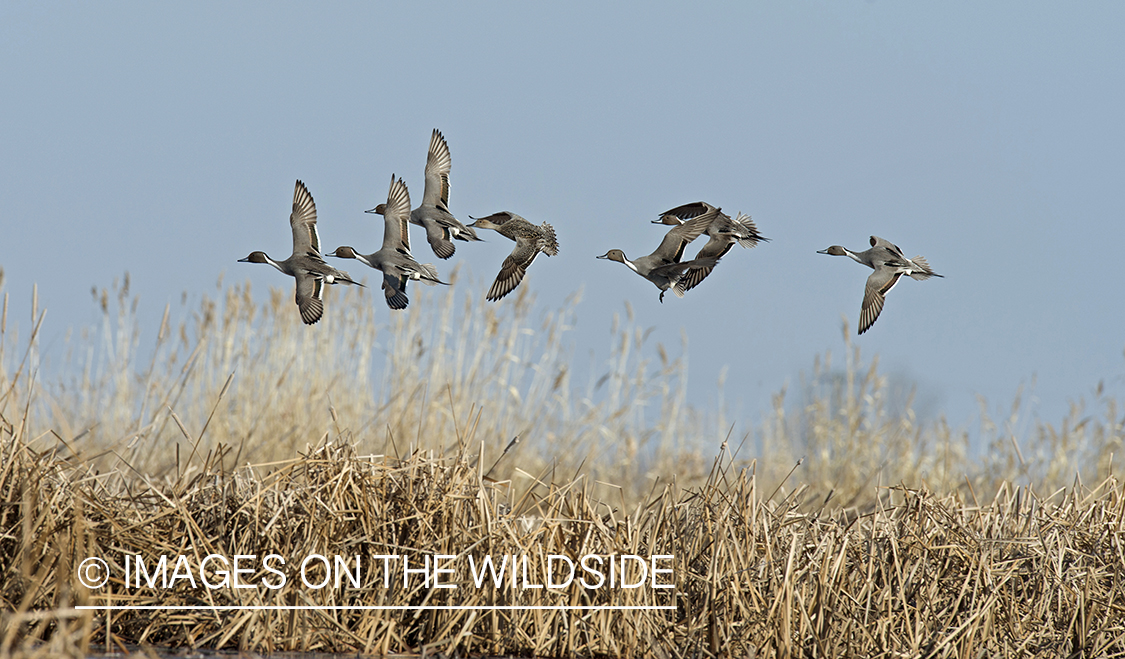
left=734, top=212, right=769, bottom=248
left=414, top=262, right=448, bottom=286
left=452, top=224, right=484, bottom=242
left=908, top=255, right=942, bottom=280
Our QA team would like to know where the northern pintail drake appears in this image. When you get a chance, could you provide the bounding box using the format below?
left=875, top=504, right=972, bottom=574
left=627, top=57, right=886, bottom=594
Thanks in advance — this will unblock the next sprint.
left=655, top=201, right=767, bottom=250
left=597, top=205, right=720, bottom=302
left=328, top=175, right=446, bottom=310
left=238, top=180, right=362, bottom=325
left=653, top=201, right=769, bottom=295
left=390, top=129, right=481, bottom=260
left=468, top=211, right=559, bottom=301
left=818, top=235, right=943, bottom=334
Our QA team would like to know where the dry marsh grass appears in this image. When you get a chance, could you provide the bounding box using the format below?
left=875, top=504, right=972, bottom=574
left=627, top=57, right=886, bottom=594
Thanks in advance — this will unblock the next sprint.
left=26, top=273, right=722, bottom=494
left=2, top=277, right=1125, bottom=657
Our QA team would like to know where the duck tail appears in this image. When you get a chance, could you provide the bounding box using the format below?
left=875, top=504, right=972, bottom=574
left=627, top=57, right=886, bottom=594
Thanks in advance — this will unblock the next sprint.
left=539, top=222, right=560, bottom=256
left=734, top=212, right=769, bottom=248
left=337, top=270, right=365, bottom=287
left=415, top=262, right=448, bottom=286
left=908, top=256, right=942, bottom=279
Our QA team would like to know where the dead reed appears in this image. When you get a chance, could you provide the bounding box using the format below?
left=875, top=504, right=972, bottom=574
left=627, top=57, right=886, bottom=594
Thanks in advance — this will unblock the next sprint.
left=2, top=277, right=1125, bottom=656
left=16, top=273, right=724, bottom=499
left=4, top=420, right=1125, bottom=657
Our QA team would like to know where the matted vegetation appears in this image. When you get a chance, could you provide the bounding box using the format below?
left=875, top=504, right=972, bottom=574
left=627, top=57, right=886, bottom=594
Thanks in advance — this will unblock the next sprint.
left=2, top=277, right=1125, bottom=657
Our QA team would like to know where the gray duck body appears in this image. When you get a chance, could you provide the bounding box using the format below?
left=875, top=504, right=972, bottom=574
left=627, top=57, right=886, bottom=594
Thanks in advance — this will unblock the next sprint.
left=330, top=175, right=446, bottom=310
left=655, top=201, right=769, bottom=295
left=818, top=235, right=942, bottom=334
left=405, top=129, right=481, bottom=259
left=598, top=205, right=720, bottom=302
left=238, top=179, right=361, bottom=325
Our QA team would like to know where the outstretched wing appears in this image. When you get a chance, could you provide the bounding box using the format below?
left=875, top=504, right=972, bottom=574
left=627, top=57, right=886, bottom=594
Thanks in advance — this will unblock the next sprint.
left=658, top=201, right=719, bottom=222
left=295, top=274, right=325, bottom=325
left=472, top=211, right=518, bottom=227
left=382, top=273, right=409, bottom=310
left=870, top=235, right=906, bottom=259
left=656, top=205, right=718, bottom=262
left=421, top=129, right=452, bottom=209
left=859, top=269, right=901, bottom=334
left=487, top=237, right=539, bottom=301
left=382, top=176, right=413, bottom=252
left=674, top=255, right=722, bottom=293
left=290, top=180, right=319, bottom=255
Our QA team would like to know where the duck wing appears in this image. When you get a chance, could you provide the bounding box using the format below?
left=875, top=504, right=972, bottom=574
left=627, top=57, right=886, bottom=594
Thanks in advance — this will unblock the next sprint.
left=870, top=235, right=907, bottom=259
left=487, top=236, right=539, bottom=302
left=290, top=179, right=320, bottom=256
left=675, top=243, right=727, bottom=293
left=382, top=273, right=409, bottom=310
left=381, top=176, right=413, bottom=252
left=653, top=206, right=718, bottom=261
left=380, top=176, right=412, bottom=248
left=657, top=201, right=719, bottom=222
left=859, top=268, right=901, bottom=334
left=294, top=273, right=325, bottom=325
left=421, top=129, right=452, bottom=210
left=472, top=211, right=520, bottom=230
left=417, top=217, right=456, bottom=259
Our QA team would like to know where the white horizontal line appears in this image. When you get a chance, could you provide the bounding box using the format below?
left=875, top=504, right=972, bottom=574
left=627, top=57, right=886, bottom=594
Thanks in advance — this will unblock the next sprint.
left=77, top=605, right=675, bottom=611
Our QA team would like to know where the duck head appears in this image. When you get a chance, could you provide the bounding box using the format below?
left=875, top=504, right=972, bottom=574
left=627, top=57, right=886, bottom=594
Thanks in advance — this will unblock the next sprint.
left=238, top=251, right=269, bottom=264
left=596, top=249, right=628, bottom=263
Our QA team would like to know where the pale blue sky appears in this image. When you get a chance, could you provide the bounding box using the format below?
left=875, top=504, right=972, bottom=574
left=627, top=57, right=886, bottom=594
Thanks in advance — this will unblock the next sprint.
left=2, top=2, right=1123, bottom=432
